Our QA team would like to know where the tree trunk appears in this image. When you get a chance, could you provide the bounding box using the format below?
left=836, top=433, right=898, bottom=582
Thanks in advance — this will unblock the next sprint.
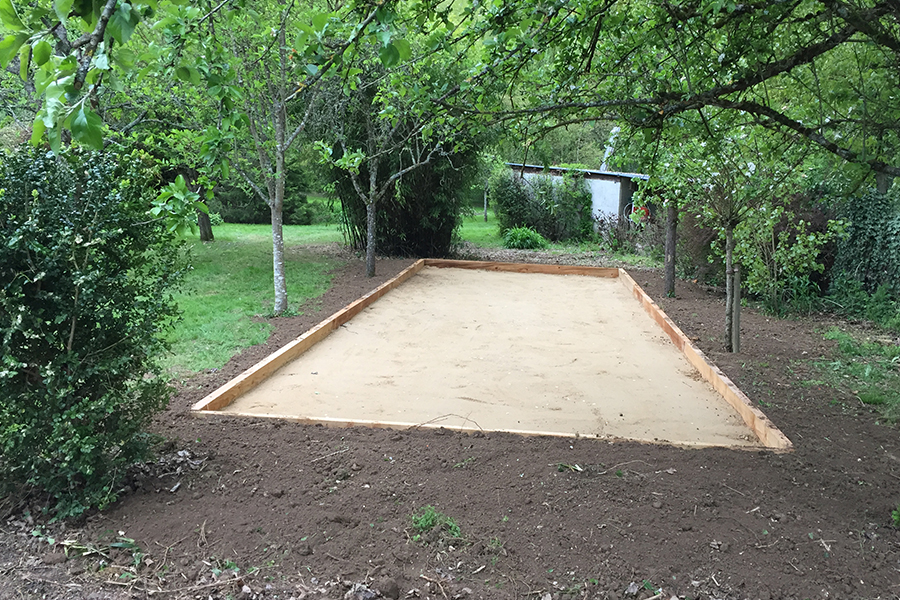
left=271, top=68, right=288, bottom=315
left=876, top=171, right=893, bottom=194
left=732, top=263, right=741, bottom=353
left=724, top=226, right=735, bottom=352
left=483, top=186, right=488, bottom=222
left=664, top=201, right=677, bottom=297
left=271, top=204, right=288, bottom=315
left=365, top=200, right=377, bottom=277
left=198, top=211, right=214, bottom=242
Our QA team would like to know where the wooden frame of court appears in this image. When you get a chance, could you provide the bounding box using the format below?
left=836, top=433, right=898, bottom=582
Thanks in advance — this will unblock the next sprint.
left=192, top=259, right=793, bottom=452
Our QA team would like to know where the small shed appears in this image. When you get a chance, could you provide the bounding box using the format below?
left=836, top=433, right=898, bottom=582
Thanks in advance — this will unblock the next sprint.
left=507, top=163, right=649, bottom=221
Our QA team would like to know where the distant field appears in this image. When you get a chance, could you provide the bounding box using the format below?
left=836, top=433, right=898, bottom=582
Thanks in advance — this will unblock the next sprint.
left=207, top=222, right=345, bottom=245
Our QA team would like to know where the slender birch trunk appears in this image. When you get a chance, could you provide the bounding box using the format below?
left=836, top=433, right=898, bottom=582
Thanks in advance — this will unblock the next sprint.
left=365, top=200, right=377, bottom=277
left=271, top=203, right=287, bottom=314
left=271, top=53, right=288, bottom=314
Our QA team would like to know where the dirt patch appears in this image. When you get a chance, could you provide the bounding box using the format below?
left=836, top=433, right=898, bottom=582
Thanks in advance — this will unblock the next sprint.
left=2, top=249, right=899, bottom=600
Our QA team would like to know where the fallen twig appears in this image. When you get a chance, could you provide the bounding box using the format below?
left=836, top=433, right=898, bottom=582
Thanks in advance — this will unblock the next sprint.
left=754, top=536, right=781, bottom=549
left=311, top=448, right=349, bottom=463
left=197, top=520, right=207, bottom=549
left=409, top=414, right=484, bottom=431
left=146, top=576, right=242, bottom=595
left=155, top=535, right=190, bottom=574
left=721, top=483, right=747, bottom=497
left=22, top=575, right=83, bottom=587
left=596, top=460, right=655, bottom=475
left=419, top=574, right=448, bottom=600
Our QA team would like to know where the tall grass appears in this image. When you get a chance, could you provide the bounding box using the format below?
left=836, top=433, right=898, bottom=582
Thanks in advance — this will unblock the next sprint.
left=162, top=224, right=343, bottom=377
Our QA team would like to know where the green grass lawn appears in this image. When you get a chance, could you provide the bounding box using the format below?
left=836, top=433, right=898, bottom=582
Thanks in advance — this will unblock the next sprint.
left=457, top=214, right=504, bottom=248
left=208, top=222, right=345, bottom=245
left=162, top=223, right=344, bottom=377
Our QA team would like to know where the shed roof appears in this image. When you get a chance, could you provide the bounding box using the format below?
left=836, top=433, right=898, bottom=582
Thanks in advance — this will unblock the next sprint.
left=507, top=163, right=649, bottom=181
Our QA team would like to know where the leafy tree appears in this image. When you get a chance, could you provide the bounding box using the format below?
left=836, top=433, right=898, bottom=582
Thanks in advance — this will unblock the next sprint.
left=0, top=0, right=395, bottom=310
left=735, top=202, right=846, bottom=315
left=631, top=118, right=807, bottom=351
left=436, top=0, right=900, bottom=186
left=316, top=8, right=484, bottom=276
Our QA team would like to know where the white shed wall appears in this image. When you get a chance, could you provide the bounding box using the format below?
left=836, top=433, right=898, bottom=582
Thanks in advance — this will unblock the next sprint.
left=586, top=178, right=621, bottom=218
left=521, top=172, right=621, bottom=218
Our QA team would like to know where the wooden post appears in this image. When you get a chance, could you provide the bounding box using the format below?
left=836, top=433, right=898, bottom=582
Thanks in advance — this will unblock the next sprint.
left=664, top=201, right=677, bottom=297
left=732, top=264, right=741, bottom=353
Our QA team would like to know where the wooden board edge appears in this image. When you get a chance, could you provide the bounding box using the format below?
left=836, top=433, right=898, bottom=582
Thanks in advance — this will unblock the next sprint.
left=191, top=259, right=426, bottom=413
left=424, top=259, right=619, bottom=278
left=191, top=410, right=759, bottom=449
left=617, top=269, right=793, bottom=452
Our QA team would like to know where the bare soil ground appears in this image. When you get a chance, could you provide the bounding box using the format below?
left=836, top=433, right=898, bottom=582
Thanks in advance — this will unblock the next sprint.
left=2, top=246, right=899, bottom=600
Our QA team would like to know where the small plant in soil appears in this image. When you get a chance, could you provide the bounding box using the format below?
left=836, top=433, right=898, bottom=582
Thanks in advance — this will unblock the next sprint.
left=410, top=505, right=461, bottom=542
left=892, top=504, right=900, bottom=528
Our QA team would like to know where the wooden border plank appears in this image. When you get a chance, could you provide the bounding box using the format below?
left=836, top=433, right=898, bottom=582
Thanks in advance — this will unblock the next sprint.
left=616, top=269, right=793, bottom=451
left=424, top=259, right=619, bottom=278
left=192, top=410, right=753, bottom=449
left=190, top=259, right=426, bottom=412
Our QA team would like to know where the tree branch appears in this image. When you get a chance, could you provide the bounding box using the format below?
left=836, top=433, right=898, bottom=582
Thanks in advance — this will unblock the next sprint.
left=709, top=97, right=900, bottom=177
left=71, top=0, right=117, bottom=51
left=234, top=165, right=270, bottom=205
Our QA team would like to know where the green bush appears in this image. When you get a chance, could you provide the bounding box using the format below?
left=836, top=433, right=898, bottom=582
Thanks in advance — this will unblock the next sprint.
left=503, top=226, right=549, bottom=249
left=489, top=170, right=532, bottom=232
left=735, top=204, right=846, bottom=315
left=0, top=147, right=184, bottom=519
left=489, top=170, right=592, bottom=242
left=332, top=146, right=480, bottom=258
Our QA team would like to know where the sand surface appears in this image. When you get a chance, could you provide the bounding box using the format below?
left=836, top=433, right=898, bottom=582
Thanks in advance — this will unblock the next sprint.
left=223, top=267, right=756, bottom=446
